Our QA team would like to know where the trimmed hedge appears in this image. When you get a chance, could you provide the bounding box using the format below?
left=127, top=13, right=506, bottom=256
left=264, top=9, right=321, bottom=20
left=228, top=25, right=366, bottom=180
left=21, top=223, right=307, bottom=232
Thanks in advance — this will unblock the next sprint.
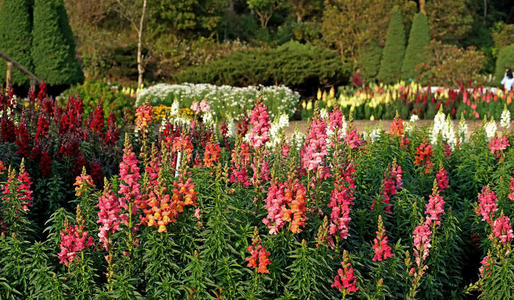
left=173, top=41, right=349, bottom=95
left=0, top=0, right=33, bottom=87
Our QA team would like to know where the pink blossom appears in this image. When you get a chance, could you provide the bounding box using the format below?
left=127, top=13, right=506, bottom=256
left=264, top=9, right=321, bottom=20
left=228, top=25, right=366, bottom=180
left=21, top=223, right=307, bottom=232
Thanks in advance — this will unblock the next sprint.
left=301, top=116, right=328, bottom=175
left=492, top=216, right=513, bottom=244
left=119, top=138, right=142, bottom=218
left=475, top=186, right=497, bottom=226
left=17, top=164, right=32, bottom=211
left=412, top=223, right=432, bottom=266
left=97, top=182, right=121, bottom=251
left=372, top=162, right=402, bottom=213
left=479, top=256, right=490, bottom=278
left=344, top=129, right=365, bottom=149
left=190, top=101, right=200, bottom=113
left=372, top=216, right=393, bottom=262
left=489, top=136, right=509, bottom=159
left=328, top=164, right=356, bottom=240
left=247, top=102, right=271, bottom=149
left=58, top=219, right=94, bottom=266
left=199, top=100, right=210, bottom=112
left=424, top=188, right=445, bottom=227
left=435, top=166, right=449, bottom=193
left=332, top=251, right=359, bottom=294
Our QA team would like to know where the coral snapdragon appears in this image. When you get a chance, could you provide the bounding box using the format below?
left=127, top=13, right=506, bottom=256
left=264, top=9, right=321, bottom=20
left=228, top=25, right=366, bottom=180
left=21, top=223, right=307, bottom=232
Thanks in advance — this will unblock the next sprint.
left=509, top=177, right=514, bottom=202
left=246, top=228, right=271, bottom=274
left=332, top=250, right=359, bottom=295
left=492, top=216, right=513, bottom=245
left=58, top=207, right=94, bottom=266
left=372, top=215, right=393, bottom=262
left=97, top=181, right=121, bottom=251
left=247, top=102, right=271, bottom=150
left=328, top=163, right=356, bottom=240
left=424, top=183, right=445, bottom=227
left=135, top=103, right=153, bottom=137
left=489, top=136, right=509, bottom=159
left=119, top=137, right=143, bottom=216
left=301, top=116, right=328, bottom=175
left=203, top=142, right=221, bottom=167
left=414, top=141, right=433, bottom=174
left=475, top=186, right=497, bottom=226
left=435, top=166, right=449, bottom=193
left=17, top=161, right=33, bottom=211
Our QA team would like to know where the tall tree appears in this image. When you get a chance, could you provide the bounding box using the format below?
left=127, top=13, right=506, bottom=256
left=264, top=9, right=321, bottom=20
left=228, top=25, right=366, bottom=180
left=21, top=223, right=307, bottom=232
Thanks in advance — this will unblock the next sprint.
left=113, top=0, right=148, bottom=87
left=247, top=0, right=279, bottom=28
left=0, top=0, right=33, bottom=87
left=359, top=39, right=382, bottom=82
left=32, top=0, right=83, bottom=86
left=426, top=0, right=475, bottom=44
left=377, top=6, right=406, bottom=84
left=321, top=0, right=415, bottom=64
left=401, top=12, right=430, bottom=80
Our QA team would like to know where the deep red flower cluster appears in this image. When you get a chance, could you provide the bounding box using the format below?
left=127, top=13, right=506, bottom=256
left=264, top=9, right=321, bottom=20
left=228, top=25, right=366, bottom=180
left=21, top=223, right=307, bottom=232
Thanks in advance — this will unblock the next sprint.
left=372, top=161, right=403, bottom=213
left=435, top=166, right=449, bottom=193
left=229, top=142, right=251, bottom=187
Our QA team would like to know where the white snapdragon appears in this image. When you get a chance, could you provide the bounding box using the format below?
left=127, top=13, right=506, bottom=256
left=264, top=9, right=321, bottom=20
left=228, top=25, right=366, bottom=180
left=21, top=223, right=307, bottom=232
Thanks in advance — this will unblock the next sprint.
left=405, top=114, right=419, bottom=133
left=500, top=107, right=511, bottom=129
left=457, top=117, right=468, bottom=144
left=442, top=117, right=457, bottom=150
left=290, top=130, right=305, bottom=152
left=267, top=114, right=290, bottom=149
left=484, top=120, right=497, bottom=140
left=430, top=110, right=446, bottom=145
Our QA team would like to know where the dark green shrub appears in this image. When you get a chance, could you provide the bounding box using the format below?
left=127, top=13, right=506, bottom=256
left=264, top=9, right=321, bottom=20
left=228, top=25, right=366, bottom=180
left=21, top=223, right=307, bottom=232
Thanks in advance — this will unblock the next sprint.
left=378, top=7, right=406, bottom=84
left=359, top=39, right=382, bottom=82
left=495, top=43, right=514, bottom=84
left=173, top=41, right=349, bottom=95
left=401, top=13, right=430, bottom=81
left=0, top=0, right=33, bottom=87
left=32, top=0, right=83, bottom=86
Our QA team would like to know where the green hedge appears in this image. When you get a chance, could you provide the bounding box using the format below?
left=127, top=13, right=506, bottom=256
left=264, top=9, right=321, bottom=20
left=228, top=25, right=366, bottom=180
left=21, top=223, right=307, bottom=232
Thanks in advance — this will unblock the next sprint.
left=173, top=41, right=349, bottom=94
left=495, top=43, right=514, bottom=84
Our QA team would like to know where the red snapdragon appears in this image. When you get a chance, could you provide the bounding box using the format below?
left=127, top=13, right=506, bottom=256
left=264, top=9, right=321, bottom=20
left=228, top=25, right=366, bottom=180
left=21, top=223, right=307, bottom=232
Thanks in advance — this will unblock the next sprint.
left=414, top=141, right=433, bottom=174
left=246, top=228, right=271, bottom=274
left=332, top=250, right=359, bottom=294
left=372, top=215, right=393, bottom=262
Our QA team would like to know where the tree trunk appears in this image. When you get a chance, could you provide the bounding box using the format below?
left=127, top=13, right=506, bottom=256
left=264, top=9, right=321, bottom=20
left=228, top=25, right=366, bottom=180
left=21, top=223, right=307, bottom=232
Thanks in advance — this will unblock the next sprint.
left=137, top=0, right=147, bottom=88
left=419, top=0, right=426, bottom=15
left=5, top=62, right=12, bottom=91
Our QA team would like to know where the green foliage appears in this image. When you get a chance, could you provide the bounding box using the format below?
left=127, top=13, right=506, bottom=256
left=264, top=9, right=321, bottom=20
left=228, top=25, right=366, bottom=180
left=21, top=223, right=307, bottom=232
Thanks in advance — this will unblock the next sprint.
left=359, top=39, right=382, bottom=82
left=32, top=0, right=83, bottom=86
left=427, top=0, right=476, bottom=44
left=495, top=44, right=514, bottom=84
left=174, top=41, right=349, bottom=94
left=401, top=13, right=430, bottom=81
left=0, top=0, right=33, bottom=87
left=378, top=7, right=406, bottom=84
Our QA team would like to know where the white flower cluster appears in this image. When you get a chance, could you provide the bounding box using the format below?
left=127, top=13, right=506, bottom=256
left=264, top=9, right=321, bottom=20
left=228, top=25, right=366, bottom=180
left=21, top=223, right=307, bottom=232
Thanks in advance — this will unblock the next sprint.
left=405, top=114, right=419, bottom=133
left=430, top=110, right=457, bottom=149
left=267, top=114, right=290, bottom=149
left=500, top=107, right=511, bottom=129
left=136, top=83, right=300, bottom=122
left=484, top=120, right=497, bottom=140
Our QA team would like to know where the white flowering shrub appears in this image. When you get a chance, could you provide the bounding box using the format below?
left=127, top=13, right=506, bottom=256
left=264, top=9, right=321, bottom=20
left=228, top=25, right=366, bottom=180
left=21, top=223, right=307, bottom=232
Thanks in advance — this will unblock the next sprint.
left=136, top=83, right=300, bottom=121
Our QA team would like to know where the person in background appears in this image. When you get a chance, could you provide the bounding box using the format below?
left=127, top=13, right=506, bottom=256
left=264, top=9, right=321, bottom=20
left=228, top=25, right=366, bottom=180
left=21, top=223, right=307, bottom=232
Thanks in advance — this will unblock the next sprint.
left=352, top=68, right=363, bottom=89
left=501, top=67, right=514, bottom=91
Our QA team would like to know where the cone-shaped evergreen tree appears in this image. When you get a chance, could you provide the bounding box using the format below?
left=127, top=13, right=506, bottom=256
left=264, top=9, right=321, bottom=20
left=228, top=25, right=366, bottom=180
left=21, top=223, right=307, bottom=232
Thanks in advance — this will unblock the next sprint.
left=377, top=7, right=406, bottom=84
left=32, top=0, right=83, bottom=86
left=401, top=12, right=430, bottom=81
left=359, top=39, right=382, bottom=82
left=0, top=0, right=33, bottom=87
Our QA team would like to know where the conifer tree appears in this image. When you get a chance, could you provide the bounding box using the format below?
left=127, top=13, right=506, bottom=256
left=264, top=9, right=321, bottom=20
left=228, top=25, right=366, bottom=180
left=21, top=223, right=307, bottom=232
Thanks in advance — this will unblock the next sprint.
left=32, top=0, right=83, bottom=86
left=359, top=39, right=382, bottom=82
left=0, top=0, right=33, bottom=87
left=401, top=12, right=430, bottom=81
left=377, top=7, right=406, bottom=84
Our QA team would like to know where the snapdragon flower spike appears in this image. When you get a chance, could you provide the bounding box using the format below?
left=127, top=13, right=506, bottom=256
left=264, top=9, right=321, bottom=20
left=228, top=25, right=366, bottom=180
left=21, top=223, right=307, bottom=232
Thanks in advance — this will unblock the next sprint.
left=328, top=163, right=356, bottom=240
left=479, top=255, right=491, bottom=278
left=372, top=160, right=403, bottom=213
left=301, top=115, right=328, bottom=175
left=390, top=115, right=404, bottom=137
left=17, top=160, right=32, bottom=211
left=489, top=136, right=509, bottom=159
left=412, top=223, right=432, bottom=267
left=203, top=142, right=221, bottom=167
left=332, top=250, right=359, bottom=294
left=262, top=179, right=308, bottom=234
left=119, top=136, right=143, bottom=218
left=73, top=167, right=95, bottom=197
left=135, top=103, right=153, bottom=137
left=344, top=128, right=365, bottom=149
left=246, top=228, right=271, bottom=274
left=97, top=180, right=121, bottom=251
left=58, top=206, right=94, bottom=266
left=435, top=164, right=449, bottom=193
left=372, top=215, right=393, bottom=262
left=229, top=142, right=251, bottom=187
left=424, top=181, right=445, bottom=227
left=475, top=186, right=497, bottom=226
left=247, top=101, right=271, bottom=150
left=414, top=141, right=433, bottom=174
left=509, top=177, right=514, bottom=202
left=492, top=215, right=513, bottom=244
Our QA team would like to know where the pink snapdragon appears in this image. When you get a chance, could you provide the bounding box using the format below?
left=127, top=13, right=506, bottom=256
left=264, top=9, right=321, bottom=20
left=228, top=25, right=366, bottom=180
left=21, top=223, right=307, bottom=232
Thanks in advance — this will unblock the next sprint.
left=412, top=223, right=432, bottom=266
left=344, top=129, right=365, bottom=149
left=475, top=186, right=497, bottom=226
left=199, top=100, right=210, bottom=112
left=119, top=137, right=143, bottom=216
left=301, top=116, right=329, bottom=175
left=424, top=185, right=445, bottom=227
left=332, top=250, right=359, bottom=294
left=489, top=136, right=509, bottom=159
left=372, top=215, right=393, bottom=262
left=247, top=102, right=271, bottom=149
left=479, top=256, right=490, bottom=278
left=372, top=161, right=402, bottom=213
left=435, top=166, right=449, bottom=193
left=135, top=103, right=153, bottom=137
left=97, top=182, right=121, bottom=251
left=58, top=207, right=94, bottom=266
left=17, top=162, right=32, bottom=211
left=492, top=216, right=513, bottom=244
left=328, top=163, right=356, bottom=240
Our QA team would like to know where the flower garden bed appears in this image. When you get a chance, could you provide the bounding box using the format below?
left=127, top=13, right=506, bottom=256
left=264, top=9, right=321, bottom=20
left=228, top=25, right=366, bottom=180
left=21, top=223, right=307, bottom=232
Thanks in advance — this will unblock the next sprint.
left=0, top=84, right=512, bottom=299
